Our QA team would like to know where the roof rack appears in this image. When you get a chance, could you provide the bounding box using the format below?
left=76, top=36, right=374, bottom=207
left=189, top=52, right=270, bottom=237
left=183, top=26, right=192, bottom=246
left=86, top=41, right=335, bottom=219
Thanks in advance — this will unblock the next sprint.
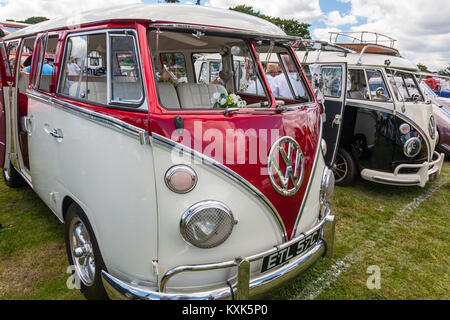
left=328, top=31, right=399, bottom=55
left=291, top=39, right=355, bottom=63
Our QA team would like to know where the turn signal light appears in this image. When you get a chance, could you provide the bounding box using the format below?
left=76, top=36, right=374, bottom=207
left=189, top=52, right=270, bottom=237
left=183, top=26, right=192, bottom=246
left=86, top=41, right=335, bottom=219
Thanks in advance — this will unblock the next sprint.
left=165, top=165, right=197, bottom=193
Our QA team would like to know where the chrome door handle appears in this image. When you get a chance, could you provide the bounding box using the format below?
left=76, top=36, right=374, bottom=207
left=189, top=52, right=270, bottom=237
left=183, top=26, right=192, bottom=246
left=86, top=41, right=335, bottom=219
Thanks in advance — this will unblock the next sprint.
left=331, top=114, right=341, bottom=128
left=23, top=116, right=33, bottom=134
left=49, top=128, right=63, bottom=139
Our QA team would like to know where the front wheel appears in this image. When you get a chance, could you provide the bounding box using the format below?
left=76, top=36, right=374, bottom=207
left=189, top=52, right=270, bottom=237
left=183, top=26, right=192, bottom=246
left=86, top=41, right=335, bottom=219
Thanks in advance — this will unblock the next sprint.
left=65, top=203, right=109, bottom=300
left=332, top=148, right=357, bottom=186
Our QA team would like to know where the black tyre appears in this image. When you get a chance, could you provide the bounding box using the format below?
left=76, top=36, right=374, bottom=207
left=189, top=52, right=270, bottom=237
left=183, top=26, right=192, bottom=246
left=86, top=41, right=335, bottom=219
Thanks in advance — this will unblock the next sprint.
left=332, top=148, right=357, bottom=186
left=65, top=203, right=109, bottom=300
left=2, top=162, right=26, bottom=188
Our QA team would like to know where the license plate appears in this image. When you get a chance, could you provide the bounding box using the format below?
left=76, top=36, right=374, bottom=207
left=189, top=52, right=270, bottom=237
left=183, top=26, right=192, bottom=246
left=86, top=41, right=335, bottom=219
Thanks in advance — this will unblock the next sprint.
left=429, top=172, right=438, bottom=182
left=261, top=229, right=321, bottom=273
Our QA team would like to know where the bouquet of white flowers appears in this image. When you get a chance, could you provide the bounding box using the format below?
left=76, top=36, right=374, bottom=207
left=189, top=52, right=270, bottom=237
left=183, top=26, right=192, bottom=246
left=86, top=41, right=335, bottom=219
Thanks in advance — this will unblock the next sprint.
left=211, top=92, right=247, bottom=109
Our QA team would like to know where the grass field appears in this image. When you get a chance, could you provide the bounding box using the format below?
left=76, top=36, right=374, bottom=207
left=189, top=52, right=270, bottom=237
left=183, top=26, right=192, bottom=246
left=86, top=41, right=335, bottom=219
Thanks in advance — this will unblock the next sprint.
left=0, top=162, right=449, bottom=300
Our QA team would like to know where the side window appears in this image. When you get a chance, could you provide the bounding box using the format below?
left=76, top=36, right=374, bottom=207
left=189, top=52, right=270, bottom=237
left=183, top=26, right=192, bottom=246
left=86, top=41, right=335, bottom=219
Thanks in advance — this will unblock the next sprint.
left=110, top=34, right=143, bottom=104
left=209, top=61, right=221, bottom=83
left=192, top=53, right=223, bottom=85
left=17, top=37, right=36, bottom=93
left=254, top=42, right=310, bottom=104
left=59, top=35, right=89, bottom=100
left=59, top=31, right=143, bottom=107
left=387, top=71, right=423, bottom=102
left=6, top=41, right=19, bottom=71
left=160, top=53, right=187, bottom=84
left=321, top=66, right=342, bottom=98
left=366, top=69, right=390, bottom=101
left=347, top=69, right=369, bottom=100
left=37, top=36, right=57, bottom=92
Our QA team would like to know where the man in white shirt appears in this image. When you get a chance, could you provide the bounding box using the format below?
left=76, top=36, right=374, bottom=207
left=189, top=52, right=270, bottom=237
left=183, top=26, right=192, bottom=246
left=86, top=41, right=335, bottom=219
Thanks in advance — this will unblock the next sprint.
left=275, top=55, right=305, bottom=99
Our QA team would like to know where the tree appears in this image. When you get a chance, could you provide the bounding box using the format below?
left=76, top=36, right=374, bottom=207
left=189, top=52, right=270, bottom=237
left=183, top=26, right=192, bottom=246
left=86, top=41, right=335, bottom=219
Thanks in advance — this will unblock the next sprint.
left=0, top=29, right=4, bottom=38
left=438, top=65, right=450, bottom=77
left=230, top=5, right=311, bottom=38
left=20, top=16, right=49, bottom=24
left=196, top=0, right=201, bottom=4
left=164, top=0, right=180, bottom=3
left=417, top=63, right=429, bottom=72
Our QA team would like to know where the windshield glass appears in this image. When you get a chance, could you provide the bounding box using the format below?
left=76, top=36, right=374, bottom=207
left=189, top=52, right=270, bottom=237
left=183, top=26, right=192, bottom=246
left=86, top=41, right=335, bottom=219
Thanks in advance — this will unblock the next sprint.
left=386, top=69, right=424, bottom=102
left=148, top=30, right=272, bottom=110
left=255, top=42, right=310, bottom=105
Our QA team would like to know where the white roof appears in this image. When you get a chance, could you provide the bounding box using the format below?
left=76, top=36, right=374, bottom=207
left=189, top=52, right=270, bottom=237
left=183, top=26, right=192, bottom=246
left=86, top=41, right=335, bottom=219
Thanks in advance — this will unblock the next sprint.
left=297, top=51, right=418, bottom=71
left=4, top=4, right=286, bottom=40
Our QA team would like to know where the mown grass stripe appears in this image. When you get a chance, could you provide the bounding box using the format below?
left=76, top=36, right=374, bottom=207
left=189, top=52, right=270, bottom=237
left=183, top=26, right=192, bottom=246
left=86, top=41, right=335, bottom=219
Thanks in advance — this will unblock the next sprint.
left=293, top=178, right=448, bottom=300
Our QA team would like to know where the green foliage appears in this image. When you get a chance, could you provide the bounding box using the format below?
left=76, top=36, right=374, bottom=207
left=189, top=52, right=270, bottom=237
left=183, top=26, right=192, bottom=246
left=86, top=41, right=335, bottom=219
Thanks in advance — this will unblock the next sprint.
left=417, top=63, right=429, bottom=72
left=438, top=65, right=450, bottom=76
left=21, top=16, right=49, bottom=24
left=230, top=5, right=311, bottom=38
left=0, top=29, right=4, bottom=38
left=164, top=0, right=180, bottom=3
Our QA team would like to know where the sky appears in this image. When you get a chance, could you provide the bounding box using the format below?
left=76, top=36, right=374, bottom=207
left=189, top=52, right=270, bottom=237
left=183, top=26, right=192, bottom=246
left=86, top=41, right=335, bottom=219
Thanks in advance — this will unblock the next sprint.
left=1, top=0, right=449, bottom=71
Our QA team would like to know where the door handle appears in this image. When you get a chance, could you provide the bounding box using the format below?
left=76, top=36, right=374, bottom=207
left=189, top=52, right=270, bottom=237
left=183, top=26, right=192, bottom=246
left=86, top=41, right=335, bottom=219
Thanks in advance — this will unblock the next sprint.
left=331, top=114, right=342, bottom=128
left=23, top=116, right=33, bottom=134
left=49, top=128, right=63, bottom=139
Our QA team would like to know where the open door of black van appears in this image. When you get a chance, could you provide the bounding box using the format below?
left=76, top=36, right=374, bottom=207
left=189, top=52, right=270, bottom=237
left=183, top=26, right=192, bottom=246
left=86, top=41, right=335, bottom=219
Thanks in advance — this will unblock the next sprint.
left=0, top=39, right=11, bottom=168
left=311, top=63, right=347, bottom=166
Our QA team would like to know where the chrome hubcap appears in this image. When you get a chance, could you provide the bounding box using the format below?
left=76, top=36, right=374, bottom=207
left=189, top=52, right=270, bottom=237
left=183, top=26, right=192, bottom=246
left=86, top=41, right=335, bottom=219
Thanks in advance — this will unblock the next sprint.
left=332, top=153, right=348, bottom=183
left=69, top=217, right=95, bottom=286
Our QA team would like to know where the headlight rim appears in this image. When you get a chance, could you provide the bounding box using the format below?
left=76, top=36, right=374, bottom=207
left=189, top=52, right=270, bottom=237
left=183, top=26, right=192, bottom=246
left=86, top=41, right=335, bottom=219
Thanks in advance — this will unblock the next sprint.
left=403, top=136, right=422, bottom=158
left=320, top=167, right=335, bottom=206
left=180, top=200, right=236, bottom=249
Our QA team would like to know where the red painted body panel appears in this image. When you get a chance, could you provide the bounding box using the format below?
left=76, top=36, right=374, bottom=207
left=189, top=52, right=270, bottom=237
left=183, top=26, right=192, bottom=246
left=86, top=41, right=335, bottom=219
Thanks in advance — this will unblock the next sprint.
left=7, top=20, right=321, bottom=238
left=149, top=106, right=321, bottom=238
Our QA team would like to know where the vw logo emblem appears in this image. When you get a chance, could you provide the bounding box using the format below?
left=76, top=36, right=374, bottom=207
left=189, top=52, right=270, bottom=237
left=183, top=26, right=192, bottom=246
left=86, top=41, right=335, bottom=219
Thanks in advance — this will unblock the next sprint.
left=267, top=136, right=305, bottom=196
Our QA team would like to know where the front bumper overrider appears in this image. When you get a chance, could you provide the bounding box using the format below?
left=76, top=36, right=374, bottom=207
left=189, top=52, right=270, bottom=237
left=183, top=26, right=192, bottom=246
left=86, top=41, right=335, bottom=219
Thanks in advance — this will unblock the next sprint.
left=361, top=151, right=445, bottom=187
left=101, top=209, right=336, bottom=300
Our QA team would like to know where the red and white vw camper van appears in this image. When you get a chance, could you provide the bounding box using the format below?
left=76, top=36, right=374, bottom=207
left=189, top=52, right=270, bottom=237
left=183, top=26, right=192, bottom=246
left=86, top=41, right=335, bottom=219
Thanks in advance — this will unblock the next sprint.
left=0, top=4, right=335, bottom=300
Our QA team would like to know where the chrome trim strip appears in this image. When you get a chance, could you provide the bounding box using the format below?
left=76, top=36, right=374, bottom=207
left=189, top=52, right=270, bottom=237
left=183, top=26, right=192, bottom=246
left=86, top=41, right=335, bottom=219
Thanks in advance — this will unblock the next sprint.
left=102, top=208, right=334, bottom=300
left=290, top=115, right=323, bottom=238
left=151, top=132, right=288, bottom=242
left=161, top=208, right=329, bottom=292
left=372, top=176, right=420, bottom=185
left=26, top=90, right=149, bottom=144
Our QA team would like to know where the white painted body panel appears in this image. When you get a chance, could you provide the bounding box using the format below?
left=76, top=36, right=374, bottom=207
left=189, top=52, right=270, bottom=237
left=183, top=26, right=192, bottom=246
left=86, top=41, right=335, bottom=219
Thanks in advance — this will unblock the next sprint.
left=47, top=101, right=159, bottom=284
left=151, top=141, right=285, bottom=289
left=292, top=152, right=326, bottom=238
left=28, top=97, right=58, bottom=212
left=3, top=4, right=285, bottom=41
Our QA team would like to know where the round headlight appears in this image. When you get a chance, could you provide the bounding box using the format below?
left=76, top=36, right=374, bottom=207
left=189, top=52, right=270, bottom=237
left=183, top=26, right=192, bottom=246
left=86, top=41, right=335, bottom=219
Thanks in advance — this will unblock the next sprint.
left=320, top=167, right=335, bottom=205
left=180, top=201, right=237, bottom=249
left=428, top=115, right=436, bottom=139
left=404, top=137, right=422, bottom=158
left=321, top=139, right=327, bottom=157
left=165, top=165, right=197, bottom=193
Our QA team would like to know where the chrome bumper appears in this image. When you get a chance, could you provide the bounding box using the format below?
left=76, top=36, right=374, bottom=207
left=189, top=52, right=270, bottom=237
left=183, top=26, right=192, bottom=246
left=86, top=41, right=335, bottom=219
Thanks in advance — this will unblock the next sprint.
left=102, top=211, right=336, bottom=300
left=361, top=151, right=444, bottom=187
